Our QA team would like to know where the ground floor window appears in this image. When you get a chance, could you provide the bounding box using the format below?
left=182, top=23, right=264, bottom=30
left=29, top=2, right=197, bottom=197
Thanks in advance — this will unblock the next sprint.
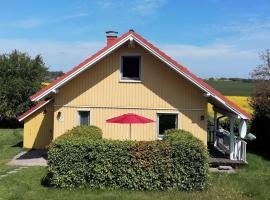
left=78, top=111, right=90, bottom=126
left=157, top=113, right=178, bottom=137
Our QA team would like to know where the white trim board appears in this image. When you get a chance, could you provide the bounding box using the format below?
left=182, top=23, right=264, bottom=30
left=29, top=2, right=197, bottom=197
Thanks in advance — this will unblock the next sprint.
left=31, top=34, right=133, bottom=102
left=18, top=99, right=52, bottom=122
left=53, top=105, right=204, bottom=111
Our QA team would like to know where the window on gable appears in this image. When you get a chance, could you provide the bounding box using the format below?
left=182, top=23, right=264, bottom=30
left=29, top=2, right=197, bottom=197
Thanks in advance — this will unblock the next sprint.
left=121, top=56, right=141, bottom=81
left=78, top=111, right=90, bottom=126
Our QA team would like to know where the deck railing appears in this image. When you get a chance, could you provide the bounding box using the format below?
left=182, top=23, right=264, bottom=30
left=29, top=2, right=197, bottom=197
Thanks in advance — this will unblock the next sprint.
left=234, top=139, right=247, bottom=163
left=208, top=127, right=247, bottom=162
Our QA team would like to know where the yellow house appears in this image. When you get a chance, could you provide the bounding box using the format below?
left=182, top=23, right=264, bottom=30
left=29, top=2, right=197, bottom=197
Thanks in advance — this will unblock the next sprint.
left=18, top=30, right=251, bottom=162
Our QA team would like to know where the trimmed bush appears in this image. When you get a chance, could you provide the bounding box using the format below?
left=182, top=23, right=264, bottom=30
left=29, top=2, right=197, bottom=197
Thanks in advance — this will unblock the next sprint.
left=45, top=129, right=209, bottom=191
left=59, top=125, right=102, bottom=140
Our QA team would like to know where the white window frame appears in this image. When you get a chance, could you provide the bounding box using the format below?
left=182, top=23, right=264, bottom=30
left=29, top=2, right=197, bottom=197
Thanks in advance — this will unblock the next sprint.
left=77, top=110, right=91, bottom=126
left=120, top=54, right=142, bottom=82
left=156, top=112, right=179, bottom=140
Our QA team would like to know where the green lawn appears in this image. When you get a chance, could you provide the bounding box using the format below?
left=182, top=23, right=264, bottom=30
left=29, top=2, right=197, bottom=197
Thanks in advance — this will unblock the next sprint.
left=0, top=129, right=270, bottom=200
left=205, top=80, right=255, bottom=96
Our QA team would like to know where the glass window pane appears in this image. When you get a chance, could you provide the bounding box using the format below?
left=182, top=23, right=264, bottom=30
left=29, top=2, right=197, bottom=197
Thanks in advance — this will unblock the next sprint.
left=79, top=111, right=90, bottom=126
left=158, top=114, right=178, bottom=135
left=122, top=56, right=140, bottom=79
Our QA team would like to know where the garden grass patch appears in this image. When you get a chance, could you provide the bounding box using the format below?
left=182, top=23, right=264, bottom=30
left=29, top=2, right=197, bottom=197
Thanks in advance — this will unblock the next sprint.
left=1, top=129, right=270, bottom=199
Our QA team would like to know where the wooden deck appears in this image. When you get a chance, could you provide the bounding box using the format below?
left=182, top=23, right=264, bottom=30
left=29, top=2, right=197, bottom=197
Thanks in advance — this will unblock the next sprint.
left=208, top=143, right=247, bottom=167
left=209, top=157, right=246, bottom=166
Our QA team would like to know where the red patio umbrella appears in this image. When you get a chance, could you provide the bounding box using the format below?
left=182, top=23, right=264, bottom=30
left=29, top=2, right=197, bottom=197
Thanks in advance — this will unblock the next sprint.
left=106, top=113, right=154, bottom=140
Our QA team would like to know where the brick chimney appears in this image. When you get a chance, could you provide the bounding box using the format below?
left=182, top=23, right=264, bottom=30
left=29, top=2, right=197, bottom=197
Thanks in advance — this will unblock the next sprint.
left=106, top=31, right=118, bottom=46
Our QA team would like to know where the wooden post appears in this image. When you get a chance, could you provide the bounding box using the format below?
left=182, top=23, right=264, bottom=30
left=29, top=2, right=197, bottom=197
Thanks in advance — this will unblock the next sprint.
left=213, top=110, right=217, bottom=146
left=229, top=118, right=235, bottom=160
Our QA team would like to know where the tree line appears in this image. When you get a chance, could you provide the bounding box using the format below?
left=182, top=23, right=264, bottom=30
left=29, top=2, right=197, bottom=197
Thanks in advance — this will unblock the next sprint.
left=205, top=77, right=257, bottom=83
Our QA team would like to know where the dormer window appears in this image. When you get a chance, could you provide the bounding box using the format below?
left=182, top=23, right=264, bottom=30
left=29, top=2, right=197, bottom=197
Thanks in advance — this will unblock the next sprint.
left=121, top=56, right=141, bottom=81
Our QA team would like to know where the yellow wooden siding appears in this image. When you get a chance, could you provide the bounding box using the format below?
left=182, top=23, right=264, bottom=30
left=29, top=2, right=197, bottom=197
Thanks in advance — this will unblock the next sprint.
left=53, top=107, right=206, bottom=143
left=24, top=101, right=54, bottom=149
left=53, top=43, right=208, bottom=144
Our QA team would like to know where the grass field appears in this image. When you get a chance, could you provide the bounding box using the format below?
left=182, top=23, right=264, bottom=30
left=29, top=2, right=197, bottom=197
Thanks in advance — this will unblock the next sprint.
left=206, top=80, right=255, bottom=96
left=1, top=129, right=270, bottom=200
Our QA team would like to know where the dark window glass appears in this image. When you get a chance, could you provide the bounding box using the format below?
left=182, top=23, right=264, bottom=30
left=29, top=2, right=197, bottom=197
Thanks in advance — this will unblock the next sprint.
left=158, top=114, right=178, bottom=135
left=122, top=56, right=140, bottom=80
left=78, top=111, right=90, bottom=126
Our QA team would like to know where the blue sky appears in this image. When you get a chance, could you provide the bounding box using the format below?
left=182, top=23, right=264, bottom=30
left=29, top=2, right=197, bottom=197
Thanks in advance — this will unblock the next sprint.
left=0, top=0, right=270, bottom=78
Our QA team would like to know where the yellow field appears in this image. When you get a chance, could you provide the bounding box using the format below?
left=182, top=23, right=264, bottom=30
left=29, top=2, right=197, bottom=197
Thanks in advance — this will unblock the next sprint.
left=41, top=82, right=50, bottom=87
left=208, top=96, right=252, bottom=116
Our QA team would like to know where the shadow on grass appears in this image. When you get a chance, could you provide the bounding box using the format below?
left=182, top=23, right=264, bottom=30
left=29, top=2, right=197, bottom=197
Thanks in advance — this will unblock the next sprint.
left=17, top=149, right=48, bottom=160
left=247, top=147, right=270, bottom=160
left=12, top=141, right=23, bottom=148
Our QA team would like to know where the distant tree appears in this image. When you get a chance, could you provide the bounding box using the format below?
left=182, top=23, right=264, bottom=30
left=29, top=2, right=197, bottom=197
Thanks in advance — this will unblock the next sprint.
left=249, top=49, right=270, bottom=158
left=0, top=50, right=48, bottom=127
left=45, top=71, right=64, bottom=82
left=219, top=77, right=227, bottom=81
left=229, top=78, right=241, bottom=82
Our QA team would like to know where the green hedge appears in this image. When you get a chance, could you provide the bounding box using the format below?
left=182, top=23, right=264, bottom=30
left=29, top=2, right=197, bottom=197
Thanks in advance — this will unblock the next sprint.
left=59, top=125, right=102, bottom=140
left=45, top=129, right=209, bottom=191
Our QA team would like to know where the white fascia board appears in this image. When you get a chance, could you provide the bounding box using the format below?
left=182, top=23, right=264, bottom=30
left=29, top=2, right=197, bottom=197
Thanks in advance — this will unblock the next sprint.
left=133, top=37, right=248, bottom=120
left=18, top=99, right=52, bottom=122
left=32, top=34, right=133, bottom=102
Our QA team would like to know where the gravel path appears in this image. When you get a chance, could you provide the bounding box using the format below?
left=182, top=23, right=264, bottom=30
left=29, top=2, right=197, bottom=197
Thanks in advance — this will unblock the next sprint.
left=8, top=150, right=47, bottom=166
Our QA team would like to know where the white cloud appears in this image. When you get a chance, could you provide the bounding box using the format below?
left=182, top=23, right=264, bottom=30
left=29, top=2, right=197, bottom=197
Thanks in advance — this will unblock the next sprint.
left=0, top=37, right=259, bottom=78
left=160, top=43, right=256, bottom=59
left=208, top=19, right=270, bottom=44
left=159, top=43, right=259, bottom=78
left=95, top=0, right=167, bottom=16
left=10, top=13, right=89, bottom=29
left=61, top=13, right=89, bottom=20
left=15, top=18, right=47, bottom=28
left=96, top=0, right=113, bottom=8
left=132, top=0, right=168, bottom=16
left=0, top=39, right=103, bottom=71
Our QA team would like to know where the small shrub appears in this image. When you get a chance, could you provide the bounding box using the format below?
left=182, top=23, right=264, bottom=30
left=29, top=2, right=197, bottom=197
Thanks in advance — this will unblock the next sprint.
left=45, top=128, right=209, bottom=191
left=59, top=125, right=102, bottom=140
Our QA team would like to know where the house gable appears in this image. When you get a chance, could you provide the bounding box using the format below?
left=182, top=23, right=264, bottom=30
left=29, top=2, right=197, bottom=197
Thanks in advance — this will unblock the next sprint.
left=18, top=30, right=251, bottom=122
left=52, top=42, right=208, bottom=141
left=54, top=43, right=207, bottom=110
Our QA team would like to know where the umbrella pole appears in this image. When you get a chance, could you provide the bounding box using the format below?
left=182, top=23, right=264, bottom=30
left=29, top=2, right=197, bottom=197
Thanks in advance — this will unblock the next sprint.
left=129, top=123, right=131, bottom=140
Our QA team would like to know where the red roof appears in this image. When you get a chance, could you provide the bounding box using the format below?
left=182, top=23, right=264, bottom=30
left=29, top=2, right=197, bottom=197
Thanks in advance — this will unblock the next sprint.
left=21, top=30, right=251, bottom=120
left=17, top=99, right=51, bottom=121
